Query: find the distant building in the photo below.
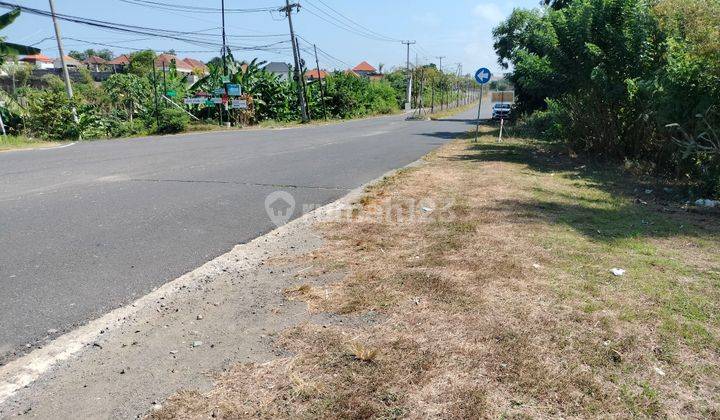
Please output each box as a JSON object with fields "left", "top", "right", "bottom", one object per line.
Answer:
{"left": 181, "top": 58, "right": 209, "bottom": 76}
{"left": 53, "top": 55, "right": 82, "bottom": 70}
{"left": 19, "top": 54, "right": 53, "bottom": 69}
{"left": 108, "top": 54, "right": 130, "bottom": 73}
{"left": 155, "top": 53, "right": 193, "bottom": 75}
{"left": 263, "top": 62, "right": 291, "bottom": 81}
{"left": 352, "top": 61, "right": 378, "bottom": 78}
{"left": 84, "top": 55, "right": 107, "bottom": 72}
{"left": 306, "top": 68, "right": 329, "bottom": 81}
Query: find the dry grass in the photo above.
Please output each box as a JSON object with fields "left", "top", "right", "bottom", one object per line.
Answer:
{"left": 154, "top": 133, "right": 720, "bottom": 419}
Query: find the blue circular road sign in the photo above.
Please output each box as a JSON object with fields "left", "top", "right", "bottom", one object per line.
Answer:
{"left": 475, "top": 67, "right": 492, "bottom": 84}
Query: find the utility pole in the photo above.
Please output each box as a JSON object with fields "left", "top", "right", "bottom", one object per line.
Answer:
{"left": 455, "top": 63, "right": 462, "bottom": 108}
{"left": 313, "top": 44, "right": 328, "bottom": 120}
{"left": 151, "top": 60, "right": 160, "bottom": 127}
{"left": 48, "top": 0, "right": 78, "bottom": 126}
{"left": 436, "top": 56, "right": 445, "bottom": 109}
{"left": 221, "top": 0, "right": 228, "bottom": 77}
{"left": 281, "top": 0, "right": 309, "bottom": 122}
{"left": 402, "top": 40, "right": 415, "bottom": 110}
{"left": 295, "top": 36, "right": 311, "bottom": 120}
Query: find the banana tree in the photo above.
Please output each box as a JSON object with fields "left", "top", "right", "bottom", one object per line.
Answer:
{"left": 0, "top": 9, "right": 40, "bottom": 64}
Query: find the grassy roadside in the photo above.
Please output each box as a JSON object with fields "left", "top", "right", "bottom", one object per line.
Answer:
{"left": 427, "top": 100, "right": 479, "bottom": 120}
{"left": 154, "top": 128, "right": 719, "bottom": 418}
{"left": 0, "top": 135, "right": 67, "bottom": 152}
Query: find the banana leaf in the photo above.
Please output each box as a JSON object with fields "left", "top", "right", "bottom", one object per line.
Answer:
{"left": 0, "top": 8, "right": 20, "bottom": 31}
{"left": 0, "top": 42, "right": 40, "bottom": 56}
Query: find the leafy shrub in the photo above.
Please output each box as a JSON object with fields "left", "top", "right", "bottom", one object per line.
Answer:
{"left": 156, "top": 107, "right": 189, "bottom": 134}
{"left": 517, "top": 108, "right": 556, "bottom": 139}
{"left": 494, "top": 0, "right": 720, "bottom": 192}
{"left": 108, "top": 118, "right": 146, "bottom": 138}
{"left": 25, "top": 89, "right": 79, "bottom": 140}
{"left": 366, "top": 81, "right": 398, "bottom": 115}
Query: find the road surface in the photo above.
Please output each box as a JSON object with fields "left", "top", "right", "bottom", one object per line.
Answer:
{"left": 0, "top": 106, "right": 486, "bottom": 363}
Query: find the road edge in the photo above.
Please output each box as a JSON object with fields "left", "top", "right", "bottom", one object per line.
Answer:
{"left": 0, "top": 148, "right": 432, "bottom": 406}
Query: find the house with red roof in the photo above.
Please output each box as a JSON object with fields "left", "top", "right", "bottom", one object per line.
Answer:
{"left": 20, "top": 54, "right": 53, "bottom": 70}
{"left": 352, "top": 61, "right": 378, "bottom": 78}
{"left": 53, "top": 55, "right": 82, "bottom": 70}
{"left": 306, "top": 68, "right": 329, "bottom": 82}
{"left": 108, "top": 54, "right": 130, "bottom": 72}
{"left": 181, "top": 58, "right": 209, "bottom": 75}
{"left": 155, "top": 53, "right": 193, "bottom": 74}
{"left": 84, "top": 55, "right": 107, "bottom": 72}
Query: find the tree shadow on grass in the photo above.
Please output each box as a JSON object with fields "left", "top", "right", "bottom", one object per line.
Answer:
{"left": 450, "top": 141, "right": 720, "bottom": 243}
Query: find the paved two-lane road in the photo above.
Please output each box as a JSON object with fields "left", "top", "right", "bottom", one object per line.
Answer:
{"left": 0, "top": 107, "right": 482, "bottom": 363}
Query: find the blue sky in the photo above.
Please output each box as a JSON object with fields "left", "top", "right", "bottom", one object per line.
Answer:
{"left": 3, "top": 0, "right": 540, "bottom": 74}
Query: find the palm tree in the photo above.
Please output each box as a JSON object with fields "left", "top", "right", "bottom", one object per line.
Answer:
{"left": 0, "top": 9, "right": 40, "bottom": 64}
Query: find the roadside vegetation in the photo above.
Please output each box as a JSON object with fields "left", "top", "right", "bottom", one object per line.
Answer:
{"left": 0, "top": 11, "right": 474, "bottom": 149}
{"left": 494, "top": 0, "right": 720, "bottom": 197}
{"left": 0, "top": 135, "right": 64, "bottom": 151}
{"left": 153, "top": 128, "right": 719, "bottom": 418}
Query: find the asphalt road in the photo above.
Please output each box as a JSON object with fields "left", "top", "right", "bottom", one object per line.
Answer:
{"left": 0, "top": 106, "right": 484, "bottom": 363}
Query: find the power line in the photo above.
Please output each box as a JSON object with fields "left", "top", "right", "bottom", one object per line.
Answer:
{"left": 308, "top": 0, "right": 401, "bottom": 42}
{"left": 118, "top": 0, "right": 280, "bottom": 14}
{"left": 301, "top": 1, "right": 398, "bottom": 43}
{"left": 295, "top": 34, "right": 350, "bottom": 68}
{"left": 0, "top": 2, "right": 289, "bottom": 52}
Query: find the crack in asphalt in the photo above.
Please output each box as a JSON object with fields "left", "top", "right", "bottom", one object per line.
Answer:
{"left": 129, "top": 178, "right": 352, "bottom": 191}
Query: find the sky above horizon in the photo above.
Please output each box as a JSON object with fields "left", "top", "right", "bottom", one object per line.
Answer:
{"left": 3, "top": 0, "right": 540, "bottom": 75}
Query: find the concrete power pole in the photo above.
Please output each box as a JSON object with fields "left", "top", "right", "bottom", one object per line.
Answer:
{"left": 281, "top": 0, "right": 309, "bottom": 123}
{"left": 402, "top": 40, "right": 415, "bottom": 110}
{"left": 313, "top": 44, "right": 328, "bottom": 120}
{"left": 436, "top": 56, "right": 445, "bottom": 109}
{"left": 455, "top": 63, "right": 462, "bottom": 107}
{"left": 48, "top": 0, "right": 78, "bottom": 125}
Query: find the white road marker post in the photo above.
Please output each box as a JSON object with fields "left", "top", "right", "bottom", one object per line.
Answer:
{"left": 498, "top": 117, "right": 504, "bottom": 143}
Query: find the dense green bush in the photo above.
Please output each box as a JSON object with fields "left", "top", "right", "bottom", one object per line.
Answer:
{"left": 10, "top": 51, "right": 467, "bottom": 143}
{"left": 25, "top": 89, "right": 79, "bottom": 140}
{"left": 494, "top": 0, "right": 720, "bottom": 194}
{"left": 156, "top": 107, "right": 189, "bottom": 134}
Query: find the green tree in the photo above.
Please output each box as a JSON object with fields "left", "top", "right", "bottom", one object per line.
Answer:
{"left": 104, "top": 73, "right": 149, "bottom": 123}
{"left": 493, "top": 0, "right": 720, "bottom": 194}
{"left": 127, "top": 50, "right": 155, "bottom": 77}
{"left": 69, "top": 48, "right": 113, "bottom": 61}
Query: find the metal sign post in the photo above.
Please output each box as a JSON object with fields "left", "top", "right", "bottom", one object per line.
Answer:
{"left": 473, "top": 67, "right": 491, "bottom": 142}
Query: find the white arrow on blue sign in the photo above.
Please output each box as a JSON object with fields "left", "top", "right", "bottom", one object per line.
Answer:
{"left": 475, "top": 67, "right": 492, "bottom": 84}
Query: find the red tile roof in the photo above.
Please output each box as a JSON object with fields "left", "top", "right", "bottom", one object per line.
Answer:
{"left": 108, "top": 54, "right": 130, "bottom": 65}
{"left": 60, "top": 55, "right": 83, "bottom": 66}
{"left": 352, "top": 61, "right": 376, "bottom": 72}
{"left": 306, "top": 68, "right": 329, "bottom": 79}
{"left": 155, "top": 53, "right": 193, "bottom": 71}
{"left": 182, "top": 58, "right": 209, "bottom": 73}
{"left": 20, "top": 54, "right": 53, "bottom": 63}
{"left": 84, "top": 55, "right": 107, "bottom": 64}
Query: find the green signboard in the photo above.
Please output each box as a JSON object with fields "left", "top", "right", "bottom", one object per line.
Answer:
{"left": 166, "top": 90, "right": 176, "bottom": 97}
